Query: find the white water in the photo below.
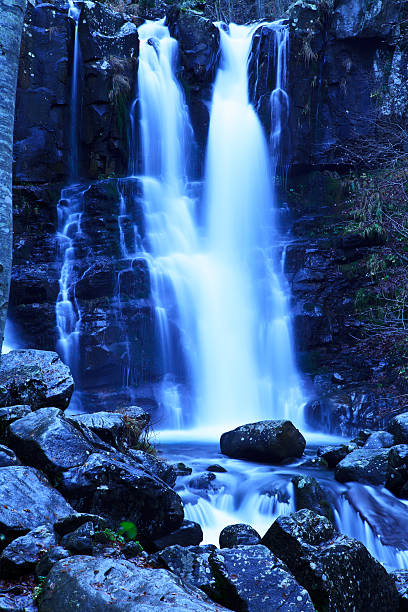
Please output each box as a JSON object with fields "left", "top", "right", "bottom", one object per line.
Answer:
{"left": 136, "top": 20, "right": 303, "bottom": 434}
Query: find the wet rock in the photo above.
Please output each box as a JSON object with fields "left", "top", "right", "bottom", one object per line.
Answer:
{"left": 219, "top": 524, "right": 261, "bottom": 548}
{"left": 128, "top": 449, "right": 177, "bottom": 487}
{"left": 210, "top": 545, "right": 315, "bottom": 611}
{"left": 386, "top": 445, "right": 408, "bottom": 498}
{"left": 69, "top": 410, "right": 148, "bottom": 452}
{"left": 0, "top": 590, "right": 37, "bottom": 611}
{"left": 53, "top": 513, "right": 106, "bottom": 537}
{"left": 390, "top": 570, "right": 408, "bottom": 611}
{"left": 189, "top": 472, "right": 220, "bottom": 491}
{"left": 174, "top": 462, "right": 193, "bottom": 476}
{"left": 0, "top": 467, "right": 73, "bottom": 548}
{"left": 334, "top": 0, "right": 402, "bottom": 39}
{"left": 0, "top": 405, "right": 31, "bottom": 438}
{"left": 335, "top": 448, "right": 391, "bottom": 485}
{"left": 317, "top": 444, "right": 351, "bottom": 468}
{"left": 262, "top": 509, "right": 399, "bottom": 612}
{"left": 0, "top": 350, "right": 74, "bottom": 410}
{"left": 8, "top": 407, "right": 97, "bottom": 477}
{"left": 0, "top": 445, "right": 20, "bottom": 467}
{"left": 39, "top": 556, "right": 224, "bottom": 611}
{"left": 206, "top": 464, "right": 226, "bottom": 473}
{"left": 154, "top": 520, "right": 203, "bottom": 550}
{"left": 61, "top": 522, "right": 95, "bottom": 555}
{"left": 36, "top": 546, "right": 70, "bottom": 577}
{"left": 220, "top": 420, "right": 306, "bottom": 463}
{"left": 60, "top": 451, "right": 184, "bottom": 542}
{"left": 387, "top": 413, "right": 408, "bottom": 445}
{"left": 291, "top": 475, "right": 334, "bottom": 521}
{"left": 157, "top": 545, "right": 217, "bottom": 595}
{"left": 364, "top": 431, "right": 394, "bottom": 449}
{"left": 0, "top": 526, "right": 56, "bottom": 577}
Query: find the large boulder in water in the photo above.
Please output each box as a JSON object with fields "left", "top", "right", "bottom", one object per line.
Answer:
{"left": 0, "top": 350, "right": 74, "bottom": 409}
{"left": 335, "top": 447, "right": 390, "bottom": 485}
{"left": 38, "top": 556, "right": 226, "bottom": 611}
{"left": 220, "top": 420, "right": 306, "bottom": 463}
{"left": 262, "top": 509, "right": 399, "bottom": 611}
{"left": 219, "top": 524, "right": 261, "bottom": 548}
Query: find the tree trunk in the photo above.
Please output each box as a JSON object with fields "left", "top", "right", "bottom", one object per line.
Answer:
{"left": 0, "top": 0, "right": 26, "bottom": 357}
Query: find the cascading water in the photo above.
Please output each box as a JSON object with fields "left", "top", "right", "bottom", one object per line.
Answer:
{"left": 135, "top": 18, "right": 408, "bottom": 570}
{"left": 136, "top": 20, "right": 303, "bottom": 434}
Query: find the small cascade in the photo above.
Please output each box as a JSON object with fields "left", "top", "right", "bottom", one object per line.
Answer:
{"left": 135, "top": 20, "right": 303, "bottom": 433}
{"left": 55, "top": 1, "right": 83, "bottom": 387}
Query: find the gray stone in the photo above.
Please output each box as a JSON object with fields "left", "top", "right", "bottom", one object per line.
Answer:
{"left": 0, "top": 350, "right": 74, "bottom": 409}
{"left": 219, "top": 524, "right": 261, "bottom": 548}
{"left": 220, "top": 420, "right": 306, "bottom": 463}
{"left": 0, "top": 525, "right": 56, "bottom": 577}
{"left": 154, "top": 520, "right": 203, "bottom": 550}
{"left": 335, "top": 448, "right": 391, "bottom": 485}
{"left": 69, "top": 411, "right": 148, "bottom": 452}
{"left": 364, "top": 431, "right": 394, "bottom": 449}
{"left": 39, "top": 556, "right": 225, "bottom": 611}
{"left": 157, "top": 545, "right": 217, "bottom": 595}
{"left": 0, "top": 444, "right": 19, "bottom": 467}
{"left": 388, "top": 413, "right": 408, "bottom": 445}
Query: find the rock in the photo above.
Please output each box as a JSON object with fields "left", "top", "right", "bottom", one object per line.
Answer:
{"left": 0, "top": 466, "right": 73, "bottom": 547}
{"left": 189, "top": 472, "right": 220, "bottom": 491}
{"left": 36, "top": 546, "right": 70, "bottom": 577}
{"left": 0, "top": 590, "right": 37, "bottom": 611}
{"left": 61, "top": 522, "right": 95, "bottom": 555}
{"left": 154, "top": 520, "right": 203, "bottom": 550}
{"left": 206, "top": 464, "right": 226, "bottom": 473}
{"left": 291, "top": 475, "right": 333, "bottom": 521}
{"left": 262, "top": 509, "right": 399, "bottom": 612}
{"left": 335, "top": 448, "right": 391, "bottom": 485}
{"left": 364, "top": 431, "right": 394, "bottom": 449}
{"left": 53, "top": 513, "right": 106, "bottom": 537}
{"left": 390, "top": 570, "right": 408, "bottom": 611}
{"left": 220, "top": 420, "right": 306, "bottom": 463}
{"left": 157, "top": 545, "right": 217, "bottom": 595}
{"left": 0, "top": 526, "right": 56, "bottom": 577}
{"left": 128, "top": 449, "right": 177, "bottom": 487}
{"left": 0, "top": 405, "right": 31, "bottom": 438}
{"left": 219, "top": 524, "right": 261, "bottom": 548}
{"left": 174, "top": 462, "right": 193, "bottom": 476}
{"left": 39, "top": 556, "right": 225, "bottom": 611}
{"left": 317, "top": 444, "right": 351, "bottom": 468}
{"left": 0, "top": 444, "right": 20, "bottom": 467}
{"left": 386, "top": 445, "right": 408, "bottom": 498}
{"left": 8, "top": 407, "right": 97, "bottom": 477}
{"left": 60, "top": 451, "right": 184, "bottom": 542}
{"left": 210, "top": 545, "right": 315, "bottom": 611}
{"left": 388, "top": 413, "right": 408, "bottom": 445}
{"left": 0, "top": 350, "right": 74, "bottom": 409}
{"left": 69, "top": 410, "right": 148, "bottom": 452}
{"left": 334, "top": 0, "right": 402, "bottom": 39}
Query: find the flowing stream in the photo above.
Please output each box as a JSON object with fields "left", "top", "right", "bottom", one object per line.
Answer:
{"left": 134, "top": 19, "right": 408, "bottom": 570}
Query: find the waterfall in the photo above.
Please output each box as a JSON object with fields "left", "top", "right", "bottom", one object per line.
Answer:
{"left": 136, "top": 20, "right": 303, "bottom": 435}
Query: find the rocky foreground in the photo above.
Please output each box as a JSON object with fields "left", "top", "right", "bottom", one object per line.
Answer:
{"left": 0, "top": 349, "right": 407, "bottom": 610}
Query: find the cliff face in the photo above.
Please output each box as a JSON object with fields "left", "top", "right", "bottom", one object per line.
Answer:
{"left": 10, "top": 0, "right": 408, "bottom": 427}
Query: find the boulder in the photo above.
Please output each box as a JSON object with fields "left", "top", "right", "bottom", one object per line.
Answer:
{"left": 60, "top": 451, "right": 184, "bottom": 542}
{"left": 8, "top": 407, "right": 98, "bottom": 477}
{"left": 219, "top": 524, "right": 261, "bottom": 548}
{"left": 220, "top": 420, "right": 306, "bottom": 463}
{"left": 210, "top": 545, "right": 315, "bottom": 612}
{"left": 206, "top": 464, "right": 226, "bottom": 473}
{"left": 390, "top": 570, "right": 408, "bottom": 611}
{"left": 36, "top": 546, "right": 70, "bottom": 578}
{"left": 0, "top": 405, "right": 31, "bottom": 438}
{"left": 69, "top": 410, "right": 149, "bottom": 452}
{"left": 61, "top": 522, "right": 96, "bottom": 555}
{"left": 317, "top": 444, "right": 351, "bottom": 468}
{"left": 39, "top": 556, "right": 225, "bottom": 611}
{"left": 386, "top": 445, "right": 408, "bottom": 498}
{"left": 262, "top": 509, "right": 399, "bottom": 612}
{"left": 0, "top": 466, "right": 73, "bottom": 547}
{"left": 157, "top": 545, "right": 217, "bottom": 595}
{"left": 189, "top": 472, "right": 221, "bottom": 492}
{"left": 335, "top": 448, "right": 390, "bottom": 485}
{"left": 0, "top": 525, "right": 56, "bottom": 577}
{"left": 0, "top": 444, "right": 20, "bottom": 467}
{"left": 0, "top": 350, "right": 74, "bottom": 409}
{"left": 387, "top": 413, "right": 408, "bottom": 445}
{"left": 154, "top": 520, "right": 203, "bottom": 550}
{"left": 128, "top": 449, "right": 176, "bottom": 487}
{"left": 291, "top": 475, "right": 334, "bottom": 521}
{"left": 364, "top": 431, "right": 394, "bottom": 449}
